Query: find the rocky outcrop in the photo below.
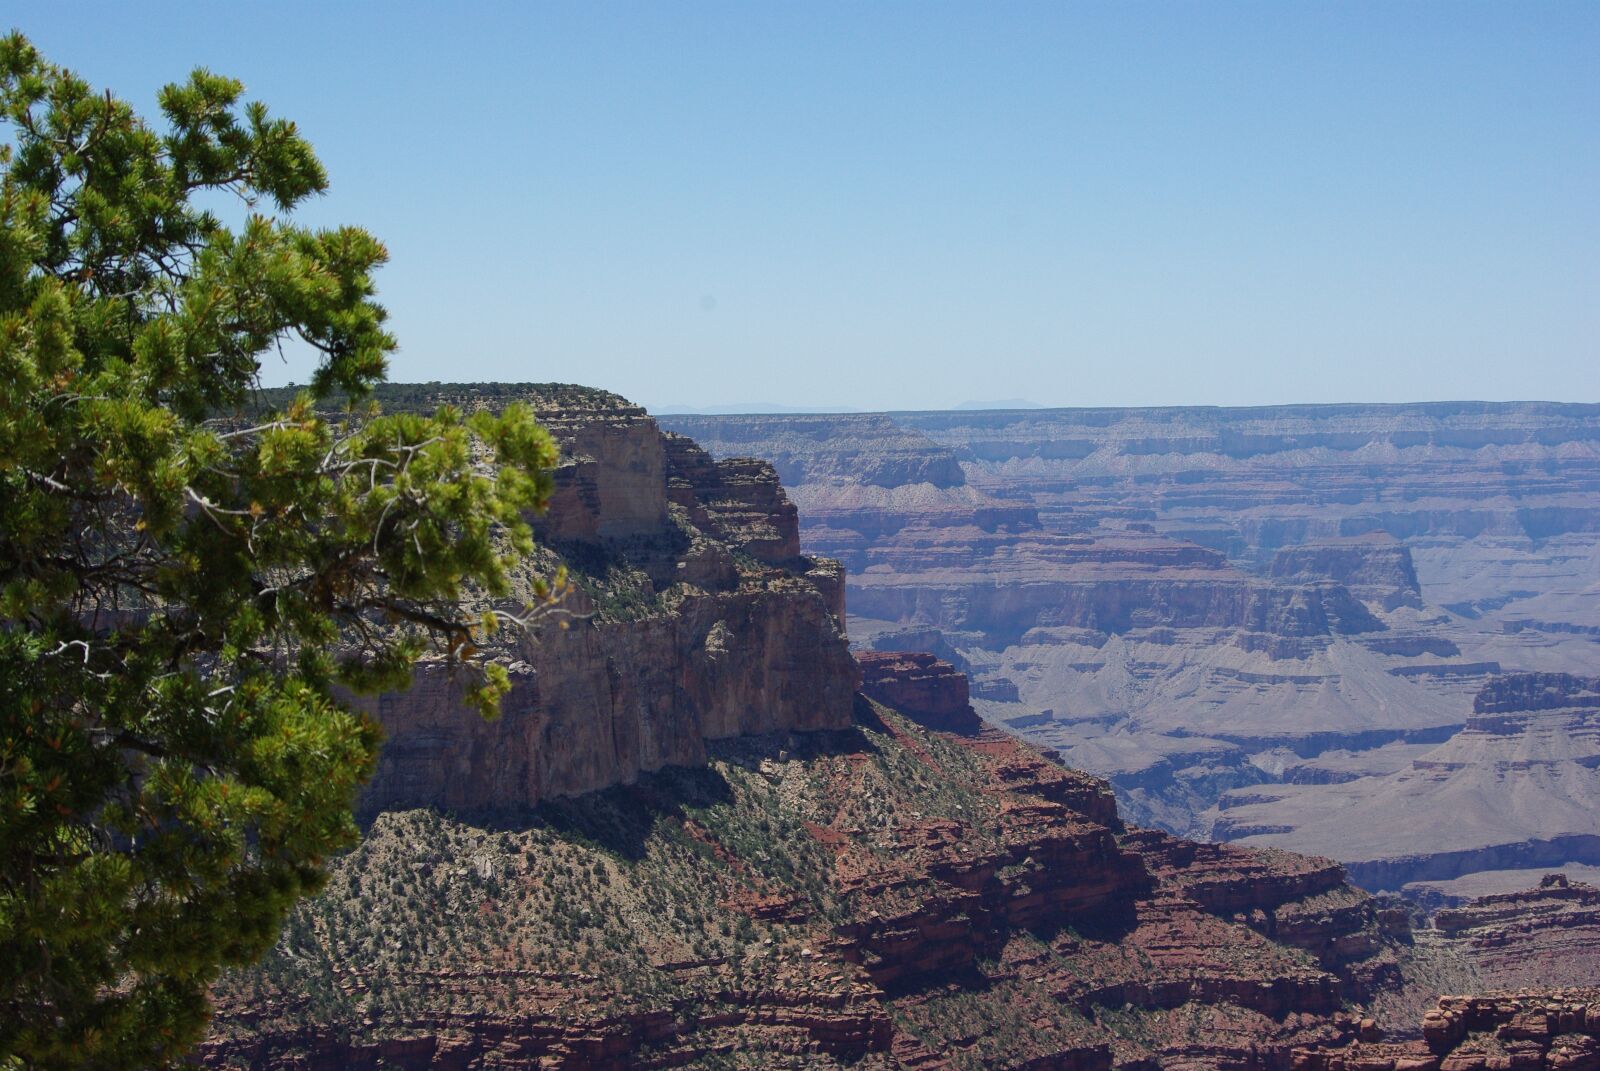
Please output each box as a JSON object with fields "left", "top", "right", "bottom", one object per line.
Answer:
{"left": 523, "top": 387, "right": 671, "bottom": 543}
{"left": 1269, "top": 534, "right": 1424, "bottom": 611}
{"left": 856, "top": 651, "right": 982, "bottom": 733}
{"left": 1295, "top": 990, "right": 1600, "bottom": 1071}
{"left": 1125, "top": 831, "right": 1409, "bottom": 998}
{"left": 663, "top": 412, "right": 1037, "bottom": 580}
{"left": 1421, "top": 875, "right": 1600, "bottom": 990}
{"left": 1473, "top": 674, "right": 1600, "bottom": 717}
{"left": 660, "top": 431, "right": 802, "bottom": 564}
{"left": 357, "top": 386, "right": 856, "bottom": 812}
{"left": 1436, "top": 872, "right": 1600, "bottom": 930}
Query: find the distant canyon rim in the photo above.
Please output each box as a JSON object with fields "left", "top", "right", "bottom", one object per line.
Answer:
{"left": 661, "top": 400, "right": 1600, "bottom": 894}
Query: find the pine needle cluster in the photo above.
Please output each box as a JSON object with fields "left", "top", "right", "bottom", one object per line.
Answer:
{"left": 0, "top": 33, "right": 558, "bottom": 1068}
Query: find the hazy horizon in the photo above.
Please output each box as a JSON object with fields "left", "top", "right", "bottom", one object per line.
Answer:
{"left": 345, "top": 381, "right": 1600, "bottom": 418}
{"left": 21, "top": 3, "right": 1599, "bottom": 411}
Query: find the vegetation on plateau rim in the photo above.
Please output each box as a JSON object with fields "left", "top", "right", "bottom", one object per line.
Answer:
{"left": 0, "top": 31, "right": 560, "bottom": 1069}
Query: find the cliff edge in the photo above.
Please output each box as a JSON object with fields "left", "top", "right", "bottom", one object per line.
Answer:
{"left": 356, "top": 384, "right": 857, "bottom": 812}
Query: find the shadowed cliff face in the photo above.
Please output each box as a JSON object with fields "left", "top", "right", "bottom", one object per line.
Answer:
{"left": 857, "top": 651, "right": 983, "bottom": 734}
{"left": 356, "top": 387, "right": 857, "bottom": 812}
{"left": 662, "top": 403, "right": 1600, "bottom": 884}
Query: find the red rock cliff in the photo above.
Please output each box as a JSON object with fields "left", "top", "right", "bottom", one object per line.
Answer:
{"left": 357, "top": 386, "right": 858, "bottom": 812}
{"left": 857, "top": 651, "right": 983, "bottom": 734}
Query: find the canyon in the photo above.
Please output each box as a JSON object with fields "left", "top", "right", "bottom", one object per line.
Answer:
{"left": 202, "top": 388, "right": 1598, "bottom": 1069}
{"left": 353, "top": 385, "right": 857, "bottom": 814}
{"left": 207, "top": 675, "right": 1413, "bottom": 1070}
{"left": 662, "top": 403, "right": 1600, "bottom": 890}
{"left": 1211, "top": 673, "right": 1600, "bottom": 891}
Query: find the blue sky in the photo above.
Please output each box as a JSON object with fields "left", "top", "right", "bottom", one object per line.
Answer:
{"left": 19, "top": 3, "right": 1599, "bottom": 411}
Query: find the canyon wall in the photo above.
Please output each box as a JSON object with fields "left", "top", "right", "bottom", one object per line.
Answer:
{"left": 1297, "top": 989, "right": 1600, "bottom": 1071}
{"left": 1298, "top": 874, "right": 1600, "bottom": 1071}
{"left": 1210, "top": 673, "right": 1600, "bottom": 891}
{"left": 663, "top": 403, "right": 1600, "bottom": 887}
{"left": 1429, "top": 873, "right": 1600, "bottom": 988}
{"left": 358, "top": 386, "right": 857, "bottom": 812}
{"left": 206, "top": 391, "right": 1449, "bottom": 1068}
{"left": 202, "top": 387, "right": 1600, "bottom": 1067}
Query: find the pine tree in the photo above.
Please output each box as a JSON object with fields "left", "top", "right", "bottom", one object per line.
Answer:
{"left": 0, "top": 33, "right": 558, "bottom": 1067}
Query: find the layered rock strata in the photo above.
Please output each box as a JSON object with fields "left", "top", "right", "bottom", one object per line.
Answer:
{"left": 1209, "top": 674, "right": 1600, "bottom": 891}
{"left": 1268, "top": 534, "right": 1423, "bottom": 612}
{"left": 357, "top": 386, "right": 856, "bottom": 812}
{"left": 194, "top": 390, "right": 1600, "bottom": 1068}
{"left": 1295, "top": 990, "right": 1600, "bottom": 1071}
{"left": 663, "top": 403, "right": 1600, "bottom": 875}
{"left": 885, "top": 403, "right": 1600, "bottom": 565}
{"left": 208, "top": 682, "right": 1408, "bottom": 1070}
{"left": 1426, "top": 874, "right": 1600, "bottom": 989}
{"left": 856, "top": 651, "right": 983, "bottom": 733}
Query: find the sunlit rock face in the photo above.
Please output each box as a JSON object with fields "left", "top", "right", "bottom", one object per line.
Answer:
{"left": 356, "top": 385, "right": 857, "bottom": 812}
{"left": 194, "top": 391, "right": 1597, "bottom": 1070}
